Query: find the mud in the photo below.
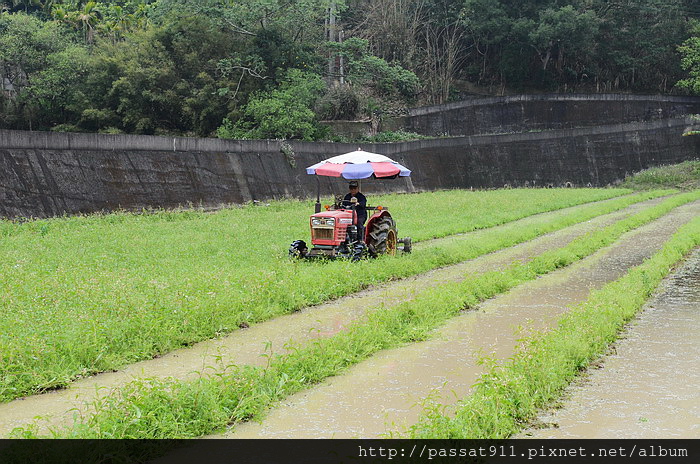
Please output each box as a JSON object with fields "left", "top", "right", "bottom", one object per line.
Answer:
{"left": 0, "top": 196, "right": 678, "bottom": 437}
{"left": 220, "top": 200, "right": 700, "bottom": 438}
{"left": 520, "top": 248, "right": 700, "bottom": 439}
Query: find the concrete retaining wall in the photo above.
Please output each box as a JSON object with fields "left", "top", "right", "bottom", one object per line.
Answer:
{"left": 1, "top": 117, "right": 697, "bottom": 219}
{"left": 397, "top": 94, "right": 700, "bottom": 136}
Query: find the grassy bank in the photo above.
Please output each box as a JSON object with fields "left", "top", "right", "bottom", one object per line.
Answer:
{"left": 407, "top": 213, "right": 700, "bottom": 438}
{"left": 19, "top": 190, "right": 698, "bottom": 439}
{"left": 0, "top": 188, "right": 642, "bottom": 402}
{"left": 621, "top": 160, "right": 700, "bottom": 191}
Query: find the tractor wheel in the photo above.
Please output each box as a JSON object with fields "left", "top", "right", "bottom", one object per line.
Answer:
{"left": 351, "top": 242, "right": 366, "bottom": 262}
{"left": 401, "top": 237, "right": 412, "bottom": 253}
{"left": 367, "top": 216, "right": 398, "bottom": 257}
{"left": 289, "top": 240, "right": 308, "bottom": 259}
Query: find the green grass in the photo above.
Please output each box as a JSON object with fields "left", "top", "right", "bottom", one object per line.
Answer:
{"left": 407, "top": 209, "right": 700, "bottom": 438}
{"left": 621, "top": 160, "right": 700, "bottom": 191}
{"left": 1, "top": 188, "right": 642, "bottom": 402}
{"left": 18, "top": 189, "right": 698, "bottom": 439}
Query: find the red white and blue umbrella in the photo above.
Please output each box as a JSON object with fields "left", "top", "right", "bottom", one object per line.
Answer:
{"left": 306, "top": 149, "right": 411, "bottom": 179}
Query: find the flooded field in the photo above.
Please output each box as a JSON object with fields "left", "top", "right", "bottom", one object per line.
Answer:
{"left": 0, "top": 197, "right": 659, "bottom": 436}
{"left": 220, "top": 201, "right": 698, "bottom": 438}
{"left": 520, "top": 248, "right": 700, "bottom": 439}
{"left": 1, "top": 196, "right": 697, "bottom": 439}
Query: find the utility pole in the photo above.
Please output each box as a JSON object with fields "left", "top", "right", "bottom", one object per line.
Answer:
{"left": 327, "top": 1, "right": 337, "bottom": 82}
{"left": 339, "top": 29, "right": 345, "bottom": 85}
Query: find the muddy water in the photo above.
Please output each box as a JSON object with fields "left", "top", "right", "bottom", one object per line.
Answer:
{"left": 520, "top": 248, "right": 700, "bottom": 439}
{"left": 221, "top": 201, "right": 700, "bottom": 438}
{"left": 0, "top": 196, "right": 672, "bottom": 436}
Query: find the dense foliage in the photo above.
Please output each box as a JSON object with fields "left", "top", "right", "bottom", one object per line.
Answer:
{"left": 0, "top": 0, "right": 698, "bottom": 137}
{"left": 678, "top": 20, "right": 700, "bottom": 94}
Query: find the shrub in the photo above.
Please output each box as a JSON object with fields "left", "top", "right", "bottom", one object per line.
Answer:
{"left": 218, "top": 69, "right": 327, "bottom": 140}
{"left": 315, "top": 85, "right": 361, "bottom": 120}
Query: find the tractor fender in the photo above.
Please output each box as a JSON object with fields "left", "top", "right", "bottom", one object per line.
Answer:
{"left": 364, "top": 210, "right": 392, "bottom": 242}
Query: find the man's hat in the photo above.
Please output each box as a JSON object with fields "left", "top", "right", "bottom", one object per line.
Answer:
{"left": 349, "top": 181, "right": 359, "bottom": 188}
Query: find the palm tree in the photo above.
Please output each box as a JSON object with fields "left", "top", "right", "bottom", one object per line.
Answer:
{"left": 50, "top": 4, "right": 79, "bottom": 30}
{"left": 76, "top": 1, "right": 101, "bottom": 43}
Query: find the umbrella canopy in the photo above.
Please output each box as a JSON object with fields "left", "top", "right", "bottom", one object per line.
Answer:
{"left": 306, "top": 149, "right": 411, "bottom": 179}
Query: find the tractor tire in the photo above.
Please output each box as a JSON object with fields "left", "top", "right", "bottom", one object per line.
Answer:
{"left": 289, "top": 240, "right": 308, "bottom": 259}
{"left": 367, "top": 216, "right": 398, "bottom": 257}
{"left": 351, "top": 242, "right": 366, "bottom": 262}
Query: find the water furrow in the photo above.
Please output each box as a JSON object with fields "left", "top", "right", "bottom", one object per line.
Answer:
{"left": 216, "top": 200, "right": 699, "bottom": 438}
{"left": 520, "top": 247, "right": 700, "bottom": 439}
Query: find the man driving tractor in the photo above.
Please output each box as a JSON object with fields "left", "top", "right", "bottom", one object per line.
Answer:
{"left": 289, "top": 148, "right": 412, "bottom": 260}
{"left": 343, "top": 180, "right": 367, "bottom": 237}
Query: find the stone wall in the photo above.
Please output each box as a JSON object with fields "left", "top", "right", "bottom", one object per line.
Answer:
{"left": 1, "top": 117, "right": 697, "bottom": 219}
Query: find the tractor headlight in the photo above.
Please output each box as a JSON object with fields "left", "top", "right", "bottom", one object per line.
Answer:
{"left": 312, "top": 218, "right": 335, "bottom": 226}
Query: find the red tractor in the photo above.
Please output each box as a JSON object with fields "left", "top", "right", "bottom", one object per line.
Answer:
{"left": 290, "top": 149, "right": 413, "bottom": 260}
{"left": 289, "top": 196, "right": 411, "bottom": 261}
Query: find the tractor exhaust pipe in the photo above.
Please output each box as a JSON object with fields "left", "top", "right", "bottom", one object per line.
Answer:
{"left": 315, "top": 176, "right": 321, "bottom": 213}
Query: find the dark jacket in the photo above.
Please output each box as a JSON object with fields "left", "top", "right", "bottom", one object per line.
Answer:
{"left": 343, "top": 191, "right": 367, "bottom": 225}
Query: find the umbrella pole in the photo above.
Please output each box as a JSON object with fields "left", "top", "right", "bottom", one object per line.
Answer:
{"left": 315, "top": 176, "right": 321, "bottom": 213}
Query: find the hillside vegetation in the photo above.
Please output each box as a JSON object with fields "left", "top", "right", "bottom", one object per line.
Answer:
{"left": 1, "top": 1, "right": 699, "bottom": 139}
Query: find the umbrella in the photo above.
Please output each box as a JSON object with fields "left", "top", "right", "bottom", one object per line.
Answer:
{"left": 306, "top": 149, "right": 411, "bottom": 179}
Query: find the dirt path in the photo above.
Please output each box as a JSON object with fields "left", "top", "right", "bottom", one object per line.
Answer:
{"left": 0, "top": 196, "right": 673, "bottom": 437}
{"left": 217, "top": 200, "right": 699, "bottom": 438}
{"left": 519, "top": 248, "right": 700, "bottom": 439}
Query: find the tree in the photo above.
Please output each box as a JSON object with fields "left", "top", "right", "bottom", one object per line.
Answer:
{"left": 346, "top": 0, "right": 426, "bottom": 69}
{"left": 461, "top": 0, "right": 510, "bottom": 85}
{"left": 2, "top": 0, "right": 696, "bottom": 134}
{"left": 0, "top": 11, "right": 62, "bottom": 86}
{"left": 0, "top": 11, "right": 87, "bottom": 130}
{"left": 330, "top": 37, "right": 420, "bottom": 100}
{"left": 678, "top": 20, "right": 700, "bottom": 94}
{"left": 80, "top": 13, "right": 244, "bottom": 135}
{"left": 7, "top": 0, "right": 42, "bottom": 14}
{"left": 150, "top": 0, "right": 343, "bottom": 44}
{"left": 593, "top": 0, "right": 690, "bottom": 91}
{"left": 76, "top": 1, "right": 100, "bottom": 43}
{"left": 420, "top": 0, "right": 466, "bottom": 103}
{"left": 75, "top": 28, "right": 171, "bottom": 133}
{"left": 455, "top": 0, "right": 691, "bottom": 92}
{"left": 250, "top": 27, "right": 322, "bottom": 81}
{"left": 217, "top": 68, "right": 327, "bottom": 140}
{"left": 345, "top": 0, "right": 462, "bottom": 103}
{"left": 528, "top": 6, "right": 599, "bottom": 75}
{"left": 25, "top": 44, "right": 90, "bottom": 128}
